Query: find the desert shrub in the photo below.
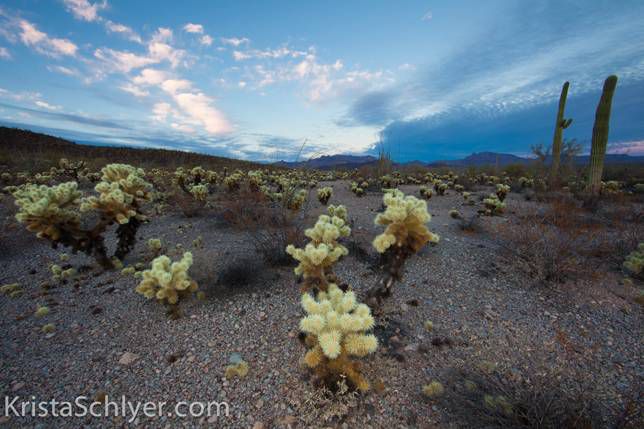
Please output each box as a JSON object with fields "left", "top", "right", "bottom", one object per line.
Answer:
{"left": 437, "top": 367, "right": 603, "bottom": 429}
{"left": 482, "top": 194, "right": 506, "bottom": 216}
{"left": 623, "top": 243, "right": 643, "bottom": 279}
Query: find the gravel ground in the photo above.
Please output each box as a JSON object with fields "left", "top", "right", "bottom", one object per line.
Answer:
{"left": 0, "top": 180, "right": 642, "bottom": 428}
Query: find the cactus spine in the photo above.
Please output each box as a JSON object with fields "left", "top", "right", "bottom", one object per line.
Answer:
{"left": 550, "top": 81, "right": 572, "bottom": 187}
{"left": 587, "top": 75, "right": 618, "bottom": 196}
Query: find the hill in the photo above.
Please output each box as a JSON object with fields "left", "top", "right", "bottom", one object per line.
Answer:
{"left": 0, "top": 127, "right": 265, "bottom": 172}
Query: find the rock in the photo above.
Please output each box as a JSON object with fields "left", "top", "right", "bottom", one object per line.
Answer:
{"left": 252, "top": 422, "right": 265, "bottom": 429}
{"left": 11, "top": 382, "right": 25, "bottom": 392}
{"left": 118, "top": 352, "right": 139, "bottom": 366}
{"left": 228, "top": 352, "right": 243, "bottom": 364}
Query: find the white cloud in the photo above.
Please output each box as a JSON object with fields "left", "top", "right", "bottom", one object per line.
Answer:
{"left": 152, "top": 102, "right": 172, "bottom": 121}
{"left": 221, "top": 37, "right": 250, "bottom": 47}
{"left": 47, "top": 65, "right": 80, "bottom": 76}
{"left": 422, "top": 11, "right": 433, "bottom": 21}
{"left": 171, "top": 91, "right": 232, "bottom": 134}
{"left": 238, "top": 81, "right": 247, "bottom": 88}
{"left": 17, "top": 19, "right": 77, "bottom": 57}
{"left": 63, "top": 0, "right": 107, "bottom": 22}
{"left": 232, "top": 45, "right": 307, "bottom": 61}
{"left": 104, "top": 20, "right": 142, "bottom": 43}
{"left": 132, "top": 68, "right": 168, "bottom": 86}
{"left": 160, "top": 79, "right": 192, "bottom": 94}
{"left": 93, "top": 48, "right": 156, "bottom": 72}
{"left": 0, "top": 46, "right": 9, "bottom": 59}
{"left": 35, "top": 100, "right": 61, "bottom": 110}
{"left": 119, "top": 83, "right": 149, "bottom": 97}
{"left": 183, "top": 23, "right": 204, "bottom": 34}
{"left": 200, "top": 35, "right": 213, "bottom": 46}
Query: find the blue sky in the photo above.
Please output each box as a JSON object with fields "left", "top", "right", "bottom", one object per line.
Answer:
{"left": 0, "top": 0, "right": 643, "bottom": 162}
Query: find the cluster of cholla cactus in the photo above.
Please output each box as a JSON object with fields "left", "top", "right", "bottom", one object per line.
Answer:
{"left": 419, "top": 186, "right": 433, "bottom": 199}
{"left": 10, "top": 164, "right": 151, "bottom": 268}
{"left": 482, "top": 194, "right": 505, "bottom": 216}
{"left": 623, "top": 243, "right": 643, "bottom": 280}
{"left": 367, "top": 190, "right": 439, "bottom": 306}
{"left": 135, "top": 251, "right": 198, "bottom": 318}
{"left": 224, "top": 171, "right": 244, "bottom": 192}
{"left": 317, "top": 186, "right": 333, "bottom": 205}
{"left": 434, "top": 181, "right": 448, "bottom": 196}
{"left": 518, "top": 177, "right": 533, "bottom": 189}
{"left": 495, "top": 184, "right": 510, "bottom": 202}
{"left": 173, "top": 166, "right": 217, "bottom": 205}
{"left": 288, "top": 205, "right": 378, "bottom": 391}
{"left": 350, "top": 181, "right": 365, "bottom": 197}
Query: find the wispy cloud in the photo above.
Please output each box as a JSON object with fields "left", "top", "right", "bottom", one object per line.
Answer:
{"left": 0, "top": 46, "right": 9, "bottom": 59}
{"left": 183, "top": 23, "right": 203, "bottom": 34}
{"left": 62, "top": 0, "right": 107, "bottom": 22}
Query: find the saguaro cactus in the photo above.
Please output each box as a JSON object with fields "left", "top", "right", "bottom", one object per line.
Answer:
{"left": 550, "top": 81, "right": 572, "bottom": 187}
{"left": 587, "top": 75, "right": 618, "bottom": 196}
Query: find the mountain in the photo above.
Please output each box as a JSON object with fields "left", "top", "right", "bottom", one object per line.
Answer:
{"left": 274, "top": 154, "right": 377, "bottom": 170}
{"left": 427, "top": 151, "right": 644, "bottom": 167}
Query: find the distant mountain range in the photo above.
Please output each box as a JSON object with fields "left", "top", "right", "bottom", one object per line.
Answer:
{"left": 275, "top": 151, "right": 644, "bottom": 169}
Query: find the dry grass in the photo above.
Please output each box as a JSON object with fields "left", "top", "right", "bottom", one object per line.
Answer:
{"left": 492, "top": 195, "right": 642, "bottom": 286}
{"left": 437, "top": 366, "right": 605, "bottom": 429}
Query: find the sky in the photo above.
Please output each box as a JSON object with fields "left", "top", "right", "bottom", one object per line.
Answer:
{"left": 0, "top": 0, "right": 643, "bottom": 162}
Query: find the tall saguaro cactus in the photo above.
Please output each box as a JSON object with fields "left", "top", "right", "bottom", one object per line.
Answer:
{"left": 550, "top": 81, "right": 572, "bottom": 187}
{"left": 587, "top": 75, "right": 618, "bottom": 196}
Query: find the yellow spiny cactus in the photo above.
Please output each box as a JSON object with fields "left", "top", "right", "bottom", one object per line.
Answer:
{"left": 372, "top": 190, "right": 439, "bottom": 254}
{"left": 327, "top": 204, "right": 348, "bottom": 222}
{"left": 12, "top": 182, "right": 82, "bottom": 241}
{"left": 135, "top": 252, "right": 198, "bottom": 306}
{"left": 299, "top": 283, "right": 378, "bottom": 391}
{"left": 304, "top": 214, "right": 350, "bottom": 249}
{"left": 81, "top": 164, "right": 151, "bottom": 224}
{"left": 189, "top": 184, "right": 208, "bottom": 201}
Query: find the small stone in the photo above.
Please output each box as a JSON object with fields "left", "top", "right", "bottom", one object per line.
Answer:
{"left": 252, "top": 422, "right": 265, "bottom": 429}
{"left": 11, "top": 382, "right": 25, "bottom": 392}
{"left": 118, "top": 352, "right": 139, "bottom": 366}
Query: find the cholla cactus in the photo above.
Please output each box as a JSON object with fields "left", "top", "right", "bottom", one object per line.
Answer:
{"left": 623, "top": 243, "right": 643, "bottom": 279}
{"left": 189, "top": 184, "right": 208, "bottom": 201}
{"left": 13, "top": 182, "right": 82, "bottom": 241}
{"left": 419, "top": 186, "right": 433, "bottom": 199}
{"left": 372, "top": 190, "right": 439, "bottom": 254}
{"left": 435, "top": 182, "right": 448, "bottom": 196}
{"left": 449, "top": 209, "right": 461, "bottom": 219}
{"left": 148, "top": 238, "right": 163, "bottom": 255}
{"left": 483, "top": 194, "right": 505, "bottom": 216}
{"left": 300, "top": 283, "right": 378, "bottom": 391}
{"left": 317, "top": 187, "right": 333, "bottom": 205}
{"left": 286, "top": 213, "right": 350, "bottom": 292}
{"left": 286, "top": 189, "right": 307, "bottom": 211}
{"left": 135, "top": 252, "right": 198, "bottom": 317}
{"left": 224, "top": 171, "right": 243, "bottom": 192}
{"left": 495, "top": 184, "right": 510, "bottom": 201}
{"left": 368, "top": 190, "right": 439, "bottom": 306}
{"left": 518, "top": 177, "right": 533, "bottom": 188}
{"left": 81, "top": 164, "right": 151, "bottom": 224}
{"left": 327, "top": 204, "right": 348, "bottom": 222}
{"left": 350, "top": 182, "right": 364, "bottom": 197}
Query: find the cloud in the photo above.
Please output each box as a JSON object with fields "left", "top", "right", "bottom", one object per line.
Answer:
{"left": 232, "top": 45, "right": 306, "bottom": 61}
{"left": 47, "top": 65, "right": 80, "bottom": 76}
{"left": 183, "top": 23, "right": 204, "bottom": 34}
{"left": 104, "top": 20, "right": 142, "bottom": 43}
{"left": 132, "top": 68, "right": 168, "bottom": 86}
{"left": 200, "top": 35, "right": 213, "bottom": 46}
{"left": 421, "top": 11, "right": 432, "bottom": 21}
{"left": 63, "top": 0, "right": 107, "bottom": 22}
{"left": 35, "top": 100, "right": 61, "bottom": 110}
{"left": 221, "top": 37, "right": 250, "bottom": 47}
{"left": 607, "top": 140, "right": 644, "bottom": 155}
{"left": 16, "top": 19, "right": 77, "bottom": 57}
{"left": 119, "top": 83, "right": 149, "bottom": 97}
{"left": 0, "top": 46, "right": 9, "bottom": 59}
{"left": 0, "top": 101, "right": 132, "bottom": 130}
{"left": 93, "top": 48, "right": 156, "bottom": 73}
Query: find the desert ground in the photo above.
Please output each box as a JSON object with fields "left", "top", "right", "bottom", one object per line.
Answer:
{"left": 0, "top": 177, "right": 642, "bottom": 428}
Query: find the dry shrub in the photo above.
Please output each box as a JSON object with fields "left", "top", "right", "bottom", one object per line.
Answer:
{"left": 437, "top": 367, "right": 604, "bottom": 429}
{"left": 494, "top": 196, "right": 643, "bottom": 286}
{"left": 220, "top": 190, "right": 304, "bottom": 266}
{"left": 168, "top": 191, "right": 206, "bottom": 217}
